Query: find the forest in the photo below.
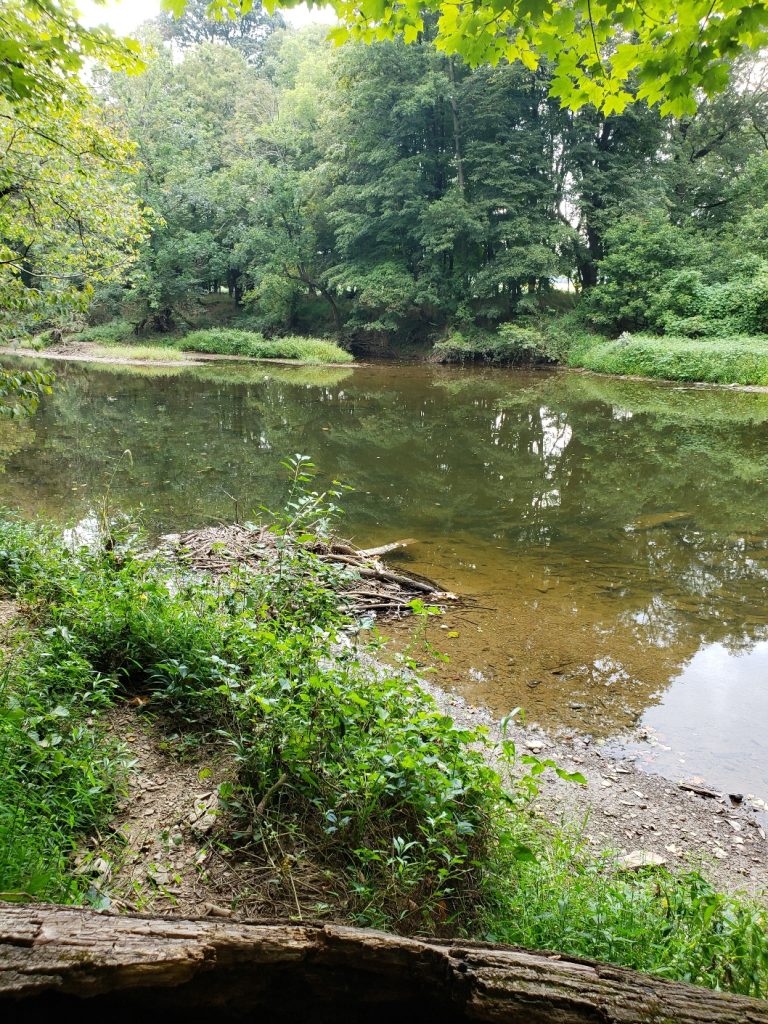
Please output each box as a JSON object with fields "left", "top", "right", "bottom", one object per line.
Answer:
{"left": 3, "top": 0, "right": 768, "bottom": 383}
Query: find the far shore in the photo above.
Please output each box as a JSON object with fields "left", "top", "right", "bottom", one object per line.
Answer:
{"left": 0, "top": 342, "right": 356, "bottom": 370}
{"left": 3, "top": 342, "right": 768, "bottom": 393}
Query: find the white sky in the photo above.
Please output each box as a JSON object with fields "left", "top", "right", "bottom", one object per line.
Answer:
{"left": 77, "top": 1, "right": 337, "bottom": 33}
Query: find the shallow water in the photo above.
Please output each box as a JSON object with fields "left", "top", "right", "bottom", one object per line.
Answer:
{"left": 2, "top": 357, "right": 767, "bottom": 798}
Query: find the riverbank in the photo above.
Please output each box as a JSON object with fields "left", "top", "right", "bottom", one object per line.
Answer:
{"left": 10, "top": 330, "right": 768, "bottom": 391}
{"left": 422, "top": 680, "right": 768, "bottom": 897}
{"left": 0, "top": 341, "right": 355, "bottom": 369}
{"left": 568, "top": 333, "right": 768, "bottom": 387}
{"left": 0, "top": 509, "right": 766, "bottom": 997}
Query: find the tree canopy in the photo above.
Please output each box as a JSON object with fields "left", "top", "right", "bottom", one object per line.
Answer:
{"left": 0, "top": 0, "right": 140, "bottom": 110}
{"left": 161, "top": 0, "right": 768, "bottom": 115}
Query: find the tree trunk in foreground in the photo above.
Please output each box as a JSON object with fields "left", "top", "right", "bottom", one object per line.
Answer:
{"left": 1, "top": 904, "right": 765, "bottom": 1024}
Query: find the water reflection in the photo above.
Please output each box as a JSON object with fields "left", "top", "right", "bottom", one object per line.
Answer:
{"left": 1, "top": 357, "right": 767, "bottom": 794}
{"left": 620, "top": 641, "right": 768, "bottom": 801}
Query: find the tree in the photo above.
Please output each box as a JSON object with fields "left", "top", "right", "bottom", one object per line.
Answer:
{"left": 161, "top": 0, "right": 768, "bottom": 116}
{"left": 156, "top": 0, "right": 283, "bottom": 65}
{"left": 0, "top": 94, "right": 149, "bottom": 331}
{"left": 0, "top": 0, "right": 140, "bottom": 111}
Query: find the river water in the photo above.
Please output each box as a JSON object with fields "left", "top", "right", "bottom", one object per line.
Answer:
{"left": 2, "top": 357, "right": 767, "bottom": 799}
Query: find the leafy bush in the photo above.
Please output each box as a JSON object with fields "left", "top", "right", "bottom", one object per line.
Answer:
{"left": 432, "top": 325, "right": 554, "bottom": 365}
{"left": 71, "top": 319, "right": 136, "bottom": 345}
{"left": 571, "top": 334, "right": 768, "bottom": 386}
{"left": 179, "top": 329, "right": 351, "bottom": 363}
{"left": 661, "top": 264, "right": 768, "bottom": 338}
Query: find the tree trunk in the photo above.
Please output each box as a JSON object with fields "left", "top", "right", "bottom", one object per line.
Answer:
{"left": 1, "top": 905, "right": 765, "bottom": 1024}
{"left": 447, "top": 57, "right": 466, "bottom": 193}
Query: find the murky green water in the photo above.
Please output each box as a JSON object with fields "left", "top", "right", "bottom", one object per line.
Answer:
{"left": 3, "top": 357, "right": 768, "bottom": 798}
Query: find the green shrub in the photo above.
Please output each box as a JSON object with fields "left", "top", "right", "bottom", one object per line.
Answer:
{"left": 71, "top": 319, "right": 136, "bottom": 345}
{"left": 432, "top": 325, "right": 553, "bottom": 365}
{"left": 179, "top": 329, "right": 351, "bottom": 363}
{"left": 571, "top": 334, "right": 768, "bottom": 386}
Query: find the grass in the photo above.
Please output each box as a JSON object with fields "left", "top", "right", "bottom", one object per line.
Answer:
{"left": 89, "top": 344, "right": 184, "bottom": 362}
{"left": 179, "top": 328, "right": 351, "bottom": 363}
{"left": 485, "top": 834, "right": 768, "bottom": 996}
{"left": 70, "top": 323, "right": 352, "bottom": 365}
{"left": 0, "top": 464, "right": 766, "bottom": 995}
{"left": 570, "top": 333, "right": 768, "bottom": 386}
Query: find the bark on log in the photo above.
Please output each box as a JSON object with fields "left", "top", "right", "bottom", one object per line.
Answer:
{"left": 1, "top": 905, "right": 766, "bottom": 1023}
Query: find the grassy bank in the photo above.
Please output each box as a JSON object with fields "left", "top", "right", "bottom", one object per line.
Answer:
{"left": 64, "top": 324, "right": 352, "bottom": 365}
{"left": 0, "top": 474, "right": 767, "bottom": 996}
{"left": 430, "top": 320, "right": 768, "bottom": 387}
{"left": 570, "top": 334, "right": 768, "bottom": 386}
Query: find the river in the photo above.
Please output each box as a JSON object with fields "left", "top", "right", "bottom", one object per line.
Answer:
{"left": 2, "top": 356, "right": 767, "bottom": 801}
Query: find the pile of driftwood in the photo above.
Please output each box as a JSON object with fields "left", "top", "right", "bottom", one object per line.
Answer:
{"left": 158, "top": 524, "right": 457, "bottom": 618}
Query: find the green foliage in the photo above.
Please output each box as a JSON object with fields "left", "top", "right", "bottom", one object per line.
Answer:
{"left": 0, "top": 505, "right": 501, "bottom": 930}
{"left": 72, "top": 320, "right": 137, "bottom": 345}
{"left": 486, "top": 834, "right": 768, "bottom": 998}
{"left": 180, "top": 329, "right": 351, "bottom": 362}
{"left": 583, "top": 214, "right": 702, "bottom": 333}
{"left": 89, "top": 345, "right": 183, "bottom": 363}
{"left": 0, "top": 0, "right": 141, "bottom": 110}
{"left": 0, "top": 89, "right": 150, "bottom": 335}
{"left": 432, "top": 323, "right": 570, "bottom": 365}
{"left": 0, "top": 483, "right": 767, "bottom": 990}
{"left": 162, "top": 0, "right": 768, "bottom": 117}
{"left": 572, "top": 334, "right": 768, "bottom": 386}
{"left": 0, "top": 519, "right": 123, "bottom": 902}
{"left": 157, "top": 0, "right": 282, "bottom": 64}
{"left": 661, "top": 266, "right": 768, "bottom": 338}
{"left": 432, "top": 326, "right": 546, "bottom": 365}
{"left": 0, "top": 368, "right": 54, "bottom": 417}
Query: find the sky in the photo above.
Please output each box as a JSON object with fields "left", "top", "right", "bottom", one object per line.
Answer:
{"left": 77, "top": 1, "right": 337, "bottom": 33}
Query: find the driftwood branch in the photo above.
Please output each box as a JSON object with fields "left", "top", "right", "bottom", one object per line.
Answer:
{"left": 157, "top": 524, "right": 457, "bottom": 618}
{"left": 1, "top": 905, "right": 766, "bottom": 1023}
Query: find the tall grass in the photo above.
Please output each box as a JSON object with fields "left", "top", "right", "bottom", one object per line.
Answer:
{"left": 70, "top": 323, "right": 352, "bottom": 365}
{"left": 571, "top": 334, "right": 768, "bottom": 386}
{"left": 179, "top": 328, "right": 351, "bottom": 363}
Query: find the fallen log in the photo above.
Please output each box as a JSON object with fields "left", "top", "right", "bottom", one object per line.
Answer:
{"left": 1, "top": 905, "right": 766, "bottom": 1024}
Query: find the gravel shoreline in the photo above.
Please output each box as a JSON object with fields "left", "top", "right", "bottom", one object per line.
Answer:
{"left": 417, "top": 675, "right": 768, "bottom": 897}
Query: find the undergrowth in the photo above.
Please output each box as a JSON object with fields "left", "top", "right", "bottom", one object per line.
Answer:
{"left": 0, "top": 459, "right": 766, "bottom": 996}
{"left": 570, "top": 333, "right": 768, "bottom": 386}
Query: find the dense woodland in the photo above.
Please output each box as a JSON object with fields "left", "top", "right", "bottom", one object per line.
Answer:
{"left": 3, "top": 1, "right": 768, "bottom": 370}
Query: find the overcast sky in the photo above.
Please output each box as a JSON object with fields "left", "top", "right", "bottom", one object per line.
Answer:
{"left": 77, "top": 1, "right": 337, "bottom": 33}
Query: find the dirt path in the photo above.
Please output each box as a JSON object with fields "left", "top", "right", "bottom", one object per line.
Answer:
{"left": 96, "top": 707, "right": 238, "bottom": 917}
